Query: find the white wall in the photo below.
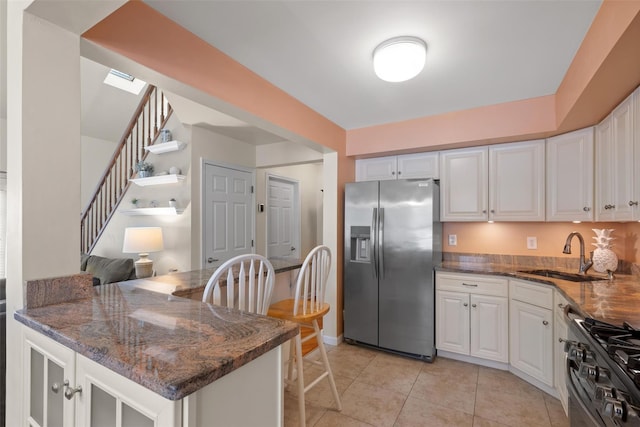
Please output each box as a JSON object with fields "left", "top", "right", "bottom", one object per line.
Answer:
{"left": 80, "top": 135, "right": 116, "bottom": 206}
{"left": 6, "top": 6, "right": 82, "bottom": 426}
{"left": 90, "top": 114, "right": 192, "bottom": 275}
{"left": 189, "top": 125, "right": 257, "bottom": 269}
{"left": 255, "top": 163, "right": 324, "bottom": 258}
{"left": 0, "top": 118, "right": 6, "bottom": 172}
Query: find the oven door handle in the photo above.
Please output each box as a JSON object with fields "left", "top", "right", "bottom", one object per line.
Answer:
{"left": 566, "top": 357, "right": 604, "bottom": 426}
{"left": 563, "top": 303, "right": 579, "bottom": 322}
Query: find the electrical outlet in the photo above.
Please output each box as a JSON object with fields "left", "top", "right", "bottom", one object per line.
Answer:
{"left": 527, "top": 236, "right": 537, "bottom": 250}
{"left": 448, "top": 234, "right": 457, "bottom": 246}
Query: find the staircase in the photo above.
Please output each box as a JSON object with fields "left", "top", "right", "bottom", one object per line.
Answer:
{"left": 81, "top": 85, "right": 173, "bottom": 254}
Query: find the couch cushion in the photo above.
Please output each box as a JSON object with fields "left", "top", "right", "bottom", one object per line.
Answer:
{"left": 84, "top": 255, "right": 135, "bottom": 285}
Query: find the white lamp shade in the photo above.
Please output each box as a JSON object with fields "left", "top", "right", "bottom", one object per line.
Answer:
{"left": 373, "top": 36, "right": 427, "bottom": 82}
{"left": 122, "top": 227, "right": 164, "bottom": 253}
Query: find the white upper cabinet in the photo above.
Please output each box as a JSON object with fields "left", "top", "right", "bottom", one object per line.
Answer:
{"left": 355, "top": 152, "right": 439, "bottom": 181}
{"left": 595, "top": 90, "right": 638, "bottom": 221}
{"left": 440, "top": 140, "right": 545, "bottom": 221}
{"left": 546, "top": 127, "right": 594, "bottom": 221}
{"left": 397, "top": 152, "right": 439, "bottom": 179}
{"left": 489, "top": 140, "right": 545, "bottom": 221}
{"left": 440, "top": 146, "right": 488, "bottom": 221}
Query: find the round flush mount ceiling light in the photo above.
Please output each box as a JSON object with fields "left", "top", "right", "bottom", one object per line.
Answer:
{"left": 373, "top": 36, "right": 427, "bottom": 82}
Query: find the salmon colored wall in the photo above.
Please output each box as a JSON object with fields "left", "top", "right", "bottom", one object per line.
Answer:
{"left": 443, "top": 222, "right": 640, "bottom": 265}
{"left": 347, "top": 95, "right": 556, "bottom": 158}
{"left": 347, "top": 0, "right": 640, "bottom": 158}
{"left": 555, "top": 1, "right": 640, "bottom": 132}
{"left": 336, "top": 155, "right": 355, "bottom": 335}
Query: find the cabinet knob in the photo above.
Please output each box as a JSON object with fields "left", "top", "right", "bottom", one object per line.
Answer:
{"left": 490, "top": 209, "right": 495, "bottom": 214}
{"left": 542, "top": 320, "right": 549, "bottom": 326}
{"left": 583, "top": 207, "right": 591, "bottom": 212}
{"left": 471, "top": 303, "right": 477, "bottom": 308}
{"left": 463, "top": 302, "right": 469, "bottom": 307}
{"left": 391, "top": 171, "right": 395, "bottom": 175}
{"left": 604, "top": 204, "right": 615, "bottom": 210}
{"left": 629, "top": 201, "right": 639, "bottom": 207}
{"left": 63, "top": 380, "right": 82, "bottom": 400}
{"left": 482, "top": 210, "right": 487, "bottom": 214}
{"left": 397, "top": 171, "right": 402, "bottom": 175}
{"left": 51, "top": 382, "right": 61, "bottom": 393}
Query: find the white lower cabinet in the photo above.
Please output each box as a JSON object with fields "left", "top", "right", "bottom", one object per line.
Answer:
{"left": 509, "top": 280, "right": 554, "bottom": 387}
{"left": 436, "top": 272, "right": 509, "bottom": 363}
{"left": 23, "top": 327, "right": 178, "bottom": 427}
{"left": 554, "top": 291, "right": 570, "bottom": 414}
{"left": 24, "top": 327, "right": 76, "bottom": 427}
{"left": 23, "top": 327, "right": 284, "bottom": 427}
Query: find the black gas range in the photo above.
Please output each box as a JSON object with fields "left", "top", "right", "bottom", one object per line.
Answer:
{"left": 567, "top": 316, "right": 640, "bottom": 426}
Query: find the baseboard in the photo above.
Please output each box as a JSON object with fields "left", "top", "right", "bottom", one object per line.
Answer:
{"left": 437, "top": 350, "right": 509, "bottom": 370}
{"left": 323, "top": 334, "right": 342, "bottom": 346}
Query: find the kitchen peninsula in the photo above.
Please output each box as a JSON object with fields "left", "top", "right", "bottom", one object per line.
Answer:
{"left": 15, "top": 262, "right": 301, "bottom": 427}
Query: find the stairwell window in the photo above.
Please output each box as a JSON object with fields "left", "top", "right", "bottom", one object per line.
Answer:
{"left": 103, "top": 69, "right": 147, "bottom": 95}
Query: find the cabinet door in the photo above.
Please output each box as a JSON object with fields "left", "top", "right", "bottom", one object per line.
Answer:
{"left": 470, "top": 294, "right": 508, "bottom": 362}
{"left": 355, "top": 157, "right": 397, "bottom": 181}
{"left": 596, "top": 93, "right": 635, "bottom": 221}
{"left": 435, "top": 290, "right": 470, "bottom": 355}
{"left": 509, "top": 299, "right": 553, "bottom": 386}
{"left": 23, "top": 328, "right": 76, "bottom": 427}
{"left": 397, "top": 152, "right": 439, "bottom": 179}
{"left": 554, "top": 292, "right": 570, "bottom": 415}
{"left": 546, "top": 128, "right": 594, "bottom": 221}
{"left": 489, "top": 140, "right": 545, "bottom": 221}
{"left": 440, "top": 147, "right": 488, "bottom": 221}
{"left": 75, "top": 354, "right": 180, "bottom": 427}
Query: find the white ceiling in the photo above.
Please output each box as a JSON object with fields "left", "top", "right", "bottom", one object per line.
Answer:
{"left": 143, "top": 0, "right": 602, "bottom": 130}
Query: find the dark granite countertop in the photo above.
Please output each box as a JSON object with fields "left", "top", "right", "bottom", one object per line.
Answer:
{"left": 124, "top": 257, "right": 304, "bottom": 298}
{"left": 437, "top": 261, "right": 640, "bottom": 329}
{"left": 15, "top": 273, "right": 299, "bottom": 400}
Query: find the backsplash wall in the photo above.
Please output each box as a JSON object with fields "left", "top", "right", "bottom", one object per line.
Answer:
{"left": 442, "top": 222, "right": 640, "bottom": 264}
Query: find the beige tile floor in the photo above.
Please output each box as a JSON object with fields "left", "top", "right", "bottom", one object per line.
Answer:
{"left": 283, "top": 343, "right": 570, "bottom": 427}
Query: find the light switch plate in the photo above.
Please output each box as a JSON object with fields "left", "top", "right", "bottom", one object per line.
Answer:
{"left": 527, "top": 236, "right": 537, "bottom": 250}
{"left": 448, "top": 234, "right": 457, "bottom": 246}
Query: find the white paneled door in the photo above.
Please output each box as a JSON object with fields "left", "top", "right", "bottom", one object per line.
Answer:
{"left": 266, "top": 175, "right": 299, "bottom": 259}
{"left": 203, "top": 163, "right": 254, "bottom": 269}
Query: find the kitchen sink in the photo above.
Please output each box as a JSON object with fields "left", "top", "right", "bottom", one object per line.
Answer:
{"left": 518, "top": 269, "right": 606, "bottom": 282}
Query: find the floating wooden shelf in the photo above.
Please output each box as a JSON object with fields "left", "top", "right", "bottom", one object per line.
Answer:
{"left": 145, "top": 140, "right": 186, "bottom": 154}
{"left": 120, "top": 207, "right": 184, "bottom": 216}
{"left": 130, "top": 174, "right": 185, "bottom": 186}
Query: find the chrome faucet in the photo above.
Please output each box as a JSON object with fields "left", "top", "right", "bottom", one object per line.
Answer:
{"left": 562, "top": 232, "right": 593, "bottom": 274}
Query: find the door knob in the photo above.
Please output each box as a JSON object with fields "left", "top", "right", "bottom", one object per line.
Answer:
{"left": 207, "top": 257, "right": 219, "bottom": 263}
{"left": 290, "top": 246, "right": 296, "bottom": 251}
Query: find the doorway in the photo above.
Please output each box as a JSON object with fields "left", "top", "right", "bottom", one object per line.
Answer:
{"left": 266, "top": 174, "right": 300, "bottom": 259}
{"left": 202, "top": 162, "right": 255, "bottom": 269}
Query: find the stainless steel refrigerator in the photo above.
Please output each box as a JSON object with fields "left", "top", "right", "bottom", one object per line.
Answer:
{"left": 343, "top": 179, "right": 441, "bottom": 360}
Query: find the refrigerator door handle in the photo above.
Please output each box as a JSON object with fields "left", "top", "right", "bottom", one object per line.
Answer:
{"left": 379, "top": 207, "right": 385, "bottom": 278}
{"left": 371, "top": 208, "right": 378, "bottom": 278}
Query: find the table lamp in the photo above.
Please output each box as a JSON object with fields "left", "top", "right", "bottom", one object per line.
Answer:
{"left": 122, "top": 227, "right": 164, "bottom": 278}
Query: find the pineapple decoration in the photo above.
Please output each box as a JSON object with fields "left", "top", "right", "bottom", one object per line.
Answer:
{"left": 592, "top": 229, "right": 618, "bottom": 275}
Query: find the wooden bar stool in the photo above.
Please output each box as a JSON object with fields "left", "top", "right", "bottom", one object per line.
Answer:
{"left": 268, "top": 245, "right": 342, "bottom": 426}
